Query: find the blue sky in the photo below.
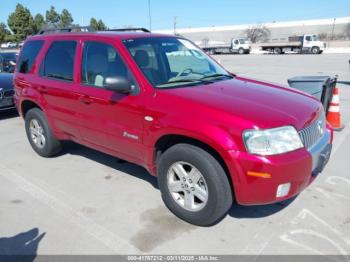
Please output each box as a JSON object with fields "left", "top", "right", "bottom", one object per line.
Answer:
{"left": 1, "top": 0, "right": 349, "bottom": 30}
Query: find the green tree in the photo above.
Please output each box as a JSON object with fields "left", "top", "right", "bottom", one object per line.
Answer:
{"left": 33, "top": 13, "right": 45, "bottom": 33}
{"left": 4, "top": 34, "right": 16, "bottom": 42}
{"left": 97, "top": 19, "right": 107, "bottom": 30}
{"left": 89, "top": 18, "right": 98, "bottom": 30}
{"left": 45, "top": 6, "right": 60, "bottom": 28}
{"left": 7, "top": 4, "right": 35, "bottom": 41}
{"left": 0, "top": 22, "right": 11, "bottom": 42}
{"left": 60, "top": 9, "right": 73, "bottom": 28}
{"left": 90, "top": 18, "right": 107, "bottom": 30}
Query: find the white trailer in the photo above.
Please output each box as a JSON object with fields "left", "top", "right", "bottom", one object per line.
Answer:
{"left": 260, "top": 34, "right": 326, "bottom": 54}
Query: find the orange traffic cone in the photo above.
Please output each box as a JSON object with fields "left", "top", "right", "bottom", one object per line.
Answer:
{"left": 327, "top": 86, "right": 344, "bottom": 131}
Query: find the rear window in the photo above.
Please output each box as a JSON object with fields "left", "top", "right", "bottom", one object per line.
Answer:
{"left": 17, "top": 40, "right": 44, "bottom": 73}
{"left": 40, "top": 41, "right": 77, "bottom": 81}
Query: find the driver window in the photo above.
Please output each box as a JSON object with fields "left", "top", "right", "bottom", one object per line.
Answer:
{"left": 234, "top": 40, "right": 239, "bottom": 45}
{"left": 305, "top": 36, "right": 312, "bottom": 41}
{"left": 81, "top": 41, "right": 136, "bottom": 89}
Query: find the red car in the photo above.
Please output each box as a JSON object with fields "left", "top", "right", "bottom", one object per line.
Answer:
{"left": 14, "top": 29, "right": 332, "bottom": 226}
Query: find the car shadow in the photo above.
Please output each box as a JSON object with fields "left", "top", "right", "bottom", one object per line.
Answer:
{"left": 59, "top": 142, "right": 296, "bottom": 222}
{"left": 60, "top": 142, "right": 159, "bottom": 189}
{"left": 0, "top": 109, "right": 18, "bottom": 120}
{"left": 0, "top": 228, "right": 45, "bottom": 262}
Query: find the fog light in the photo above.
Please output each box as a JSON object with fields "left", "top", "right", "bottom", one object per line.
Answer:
{"left": 276, "top": 183, "right": 291, "bottom": 198}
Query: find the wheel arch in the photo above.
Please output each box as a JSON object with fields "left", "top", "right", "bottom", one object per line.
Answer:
{"left": 21, "top": 99, "right": 43, "bottom": 117}
{"left": 153, "top": 134, "right": 236, "bottom": 197}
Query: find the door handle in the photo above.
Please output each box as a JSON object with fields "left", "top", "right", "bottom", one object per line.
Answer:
{"left": 78, "top": 95, "right": 93, "bottom": 104}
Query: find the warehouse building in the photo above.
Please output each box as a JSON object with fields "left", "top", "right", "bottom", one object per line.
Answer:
{"left": 155, "top": 17, "right": 350, "bottom": 44}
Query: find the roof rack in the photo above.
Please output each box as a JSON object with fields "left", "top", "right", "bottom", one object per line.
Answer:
{"left": 38, "top": 26, "right": 95, "bottom": 35}
{"left": 105, "top": 28, "right": 151, "bottom": 33}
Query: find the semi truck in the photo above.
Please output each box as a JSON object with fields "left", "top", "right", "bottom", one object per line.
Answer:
{"left": 201, "top": 38, "right": 251, "bottom": 55}
{"left": 260, "top": 34, "right": 326, "bottom": 54}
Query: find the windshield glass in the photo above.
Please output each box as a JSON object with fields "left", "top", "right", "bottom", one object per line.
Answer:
{"left": 239, "top": 39, "right": 248, "bottom": 44}
{"left": 123, "top": 37, "right": 232, "bottom": 88}
{"left": 312, "top": 35, "right": 319, "bottom": 41}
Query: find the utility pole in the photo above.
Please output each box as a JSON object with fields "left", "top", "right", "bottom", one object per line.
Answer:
{"left": 331, "top": 18, "right": 336, "bottom": 40}
{"left": 148, "top": 0, "right": 152, "bottom": 31}
{"left": 173, "top": 16, "right": 177, "bottom": 35}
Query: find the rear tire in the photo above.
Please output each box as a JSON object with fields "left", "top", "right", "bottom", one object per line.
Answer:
{"left": 25, "top": 108, "right": 62, "bottom": 157}
{"left": 157, "top": 144, "right": 233, "bottom": 226}
{"left": 274, "top": 47, "right": 282, "bottom": 54}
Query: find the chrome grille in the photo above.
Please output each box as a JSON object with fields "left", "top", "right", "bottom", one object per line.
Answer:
{"left": 299, "top": 114, "right": 326, "bottom": 149}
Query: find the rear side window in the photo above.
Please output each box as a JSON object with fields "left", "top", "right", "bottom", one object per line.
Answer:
{"left": 17, "top": 40, "right": 44, "bottom": 73}
{"left": 40, "top": 41, "right": 77, "bottom": 81}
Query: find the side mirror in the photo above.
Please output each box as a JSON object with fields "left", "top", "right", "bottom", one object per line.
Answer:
{"left": 105, "top": 76, "right": 131, "bottom": 94}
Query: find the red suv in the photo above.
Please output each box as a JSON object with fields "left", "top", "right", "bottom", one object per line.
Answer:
{"left": 14, "top": 29, "right": 332, "bottom": 226}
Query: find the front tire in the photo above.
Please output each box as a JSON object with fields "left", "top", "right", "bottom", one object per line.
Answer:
{"left": 157, "top": 144, "right": 233, "bottom": 226}
{"left": 25, "top": 108, "right": 62, "bottom": 157}
{"left": 238, "top": 48, "right": 245, "bottom": 55}
{"left": 311, "top": 46, "right": 320, "bottom": 54}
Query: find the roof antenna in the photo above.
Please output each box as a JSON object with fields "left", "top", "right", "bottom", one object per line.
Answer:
{"left": 148, "top": 0, "right": 152, "bottom": 32}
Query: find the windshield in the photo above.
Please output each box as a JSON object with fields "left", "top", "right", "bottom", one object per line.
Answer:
{"left": 123, "top": 37, "right": 232, "bottom": 88}
{"left": 239, "top": 39, "right": 249, "bottom": 44}
{"left": 312, "top": 35, "right": 319, "bottom": 41}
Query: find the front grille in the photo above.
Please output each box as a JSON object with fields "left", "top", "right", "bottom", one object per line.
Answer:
{"left": 3, "top": 90, "right": 15, "bottom": 97}
{"left": 299, "top": 114, "right": 326, "bottom": 149}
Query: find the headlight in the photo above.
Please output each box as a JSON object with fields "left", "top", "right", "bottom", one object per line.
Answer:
{"left": 243, "top": 126, "right": 303, "bottom": 155}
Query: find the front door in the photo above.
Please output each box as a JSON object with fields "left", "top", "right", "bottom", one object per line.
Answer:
{"left": 75, "top": 40, "right": 145, "bottom": 161}
{"left": 231, "top": 39, "right": 240, "bottom": 52}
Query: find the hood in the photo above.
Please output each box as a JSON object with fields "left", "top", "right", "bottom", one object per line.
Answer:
{"left": 159, "top": 77, "right": 322, "bottom": 131}
{"left": 0, "top": 73, "right": 14, "bottom": 91}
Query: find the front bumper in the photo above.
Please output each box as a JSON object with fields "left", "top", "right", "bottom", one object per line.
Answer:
{"left": 228, "top": 128, "right": 332, "bottom": 205}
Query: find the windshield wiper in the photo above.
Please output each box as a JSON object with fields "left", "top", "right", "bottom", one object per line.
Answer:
{"left": 200, "top": 73, "right": 233, "bottom": 80}
{"left": 156, "top": 78, "right": 213, "bottom": 88}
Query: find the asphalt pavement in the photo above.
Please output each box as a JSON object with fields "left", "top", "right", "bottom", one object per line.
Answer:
{"left": 0, "top": 53, "right": 349, "bottom": 255}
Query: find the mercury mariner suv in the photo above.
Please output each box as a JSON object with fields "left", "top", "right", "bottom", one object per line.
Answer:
{"left": 14, "top": 28, "right": 332, "bottom": 226}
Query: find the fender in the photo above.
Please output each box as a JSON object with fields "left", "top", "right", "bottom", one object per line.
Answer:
{"left": 143, "top": 115, "right": 241, "bottom": 180}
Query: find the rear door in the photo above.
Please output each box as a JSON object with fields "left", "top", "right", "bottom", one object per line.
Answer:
{"left": 36, "top": 39, "right": 82, "bottom": 139}
{"left": 74, "top": 39, "right": 145, "bottom": 161}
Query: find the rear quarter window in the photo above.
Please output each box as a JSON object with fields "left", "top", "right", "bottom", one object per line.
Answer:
{"left": 17, "top": 40, "right": 44, "bottom": 73}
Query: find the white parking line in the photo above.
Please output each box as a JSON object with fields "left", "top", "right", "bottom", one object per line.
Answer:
{"left": 0, "top": 163, "right": 139, "bottom": 254}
